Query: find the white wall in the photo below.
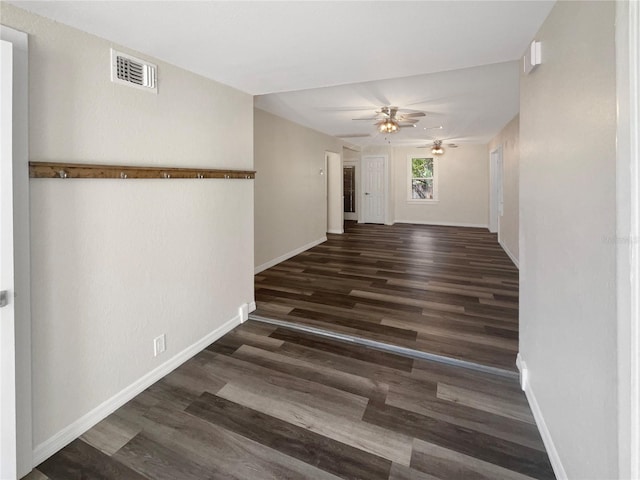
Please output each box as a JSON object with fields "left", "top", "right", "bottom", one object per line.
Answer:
{"left": 326, "top": 151, "right": 343, "bottom": 234}
{"left": 489, "top": 115, "right": 519, "bottom": 263}
{"left": 519, "top": 2, "right": 618, "bottom": 478}
{"left": 254, "top": 108, "right": 343, "bottom": 271}
{"left": 1, "top": 2, "right": 255, "bottom": 457}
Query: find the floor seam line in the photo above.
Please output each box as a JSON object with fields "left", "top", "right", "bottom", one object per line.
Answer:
{"left": 248, "top": 314, "right": 518, "bottom": 379}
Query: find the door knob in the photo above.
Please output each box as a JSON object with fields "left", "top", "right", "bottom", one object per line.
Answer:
{"left": 0, "top": 290, "right": 8, "bottom": 308}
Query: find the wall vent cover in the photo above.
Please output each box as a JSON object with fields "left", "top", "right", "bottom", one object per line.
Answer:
{"left": 110, "top": 49, "right": 157, "bottom": 93}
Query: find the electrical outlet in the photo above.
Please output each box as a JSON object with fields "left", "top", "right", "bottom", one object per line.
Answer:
{"left": 153, "top": 334, "right": 166, "bottom": 357}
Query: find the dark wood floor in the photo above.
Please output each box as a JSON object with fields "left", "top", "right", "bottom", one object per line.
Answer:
{"left": 30, "top": 320, "right": 554, "bottom": 480}
{"left": 255, "top": 222, "right": 519, "bottom": 371}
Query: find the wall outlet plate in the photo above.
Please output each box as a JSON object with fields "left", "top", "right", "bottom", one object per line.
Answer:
{"left": 153, "top": 334, "right": 166, "bottom": 357}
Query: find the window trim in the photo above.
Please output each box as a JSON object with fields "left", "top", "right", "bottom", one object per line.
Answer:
{"left": 407, "top": 155, "right": 439, "bottom": 203}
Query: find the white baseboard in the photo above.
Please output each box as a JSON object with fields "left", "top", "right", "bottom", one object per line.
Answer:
{"left": 394, "top": 219, "right": 489, "bottom": 229}
{"left": 499, "top": 239, "right": 520, "bottom": 269}
{"left": 517, "top": 354, "right": 568, "bottom": 480}
{"left": 249, "top": 301, "right": 256, "bottom": 313}
{"left": 32, "top": 311, "right": 243, "bottom": 467}
{"left": 254, "top": 236, "right": 327, "bottom": 274}
{"left": 327, "top": 229, "right": 344, "bottom": 234}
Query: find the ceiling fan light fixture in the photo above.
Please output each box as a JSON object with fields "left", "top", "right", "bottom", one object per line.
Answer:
{"left": 379, "top": 119, "right": 399, "bottom": 134}
{"left": 431, "top": 140, "right": 444, "bottom": 155}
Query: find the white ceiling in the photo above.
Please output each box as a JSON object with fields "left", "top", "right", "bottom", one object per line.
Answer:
{"left": 10, "top": 1, "right": 555, "bottom": 146}
{"left": 255, "top": 60, "right": 521, "bottom": 146}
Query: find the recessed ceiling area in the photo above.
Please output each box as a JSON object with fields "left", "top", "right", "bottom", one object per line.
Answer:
{"left": 10, "top": 1, "right": 555, "bottom": 146}
{"left": 255, "top": 61, "right": 520, "bottom": 146}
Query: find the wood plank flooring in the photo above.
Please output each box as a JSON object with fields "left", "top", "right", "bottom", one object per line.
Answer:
{"left": 29, "top": 321, "right": 554, "bottom": 480}
{"left": 254, "top": 222, "right": 519, "bottom": 371}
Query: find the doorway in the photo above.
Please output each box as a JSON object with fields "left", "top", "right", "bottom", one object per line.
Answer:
{"left": 343, "top": 165, "right": 357, "bottom": 221}
{"left": 361, "top": 155, "right": 387, "bottom": 224}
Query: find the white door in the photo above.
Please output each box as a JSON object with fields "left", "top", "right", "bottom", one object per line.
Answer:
{"left": 362, "top": 156, "right": 386, "bottom": 224}
{"left": 0, "top": 38, "right": 18, "bottom": 480}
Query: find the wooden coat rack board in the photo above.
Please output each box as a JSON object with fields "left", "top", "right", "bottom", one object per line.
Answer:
{"left": 29, "top": 161, "right": 256, "bottom": 180}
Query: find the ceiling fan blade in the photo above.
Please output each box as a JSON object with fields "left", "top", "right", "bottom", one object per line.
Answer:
{"left": 337, "top": 133, "right": 371, "bottom": 138}
{"left": 401, "top": 112, "right": 426, "bottom": 118}
{"left": 352, "top": 117, "right": 380, "bottom": 121}
{"left": 317, "top": 106, "right": 378, "bottom": 112}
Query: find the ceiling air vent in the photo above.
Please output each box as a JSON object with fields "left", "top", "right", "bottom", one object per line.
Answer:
{"left": 110, "top": 49, "right": 157, "bottom": 93}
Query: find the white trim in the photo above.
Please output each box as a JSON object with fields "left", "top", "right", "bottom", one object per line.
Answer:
{"left": 0, "top": 25, "right": 31, "bottom": 479}
{"left": 406, "top": 200, "right": 439, "bottom": 205}
{"left": 249, "top": 301, "right": 257, "bottom": 313}
{"left": 517, "top": 354, "right": 568, "bottom": 480}
{"left": 515, "top": 353, "right": 527, "bottom": 390}
{"left": 394, "top": 219, "right": 489, "bottom": 229}
{"left": 327, "top": 229, "right": 344, "bottom": 234}
{"left": 616, "top": 1, "right": 640, "bottom": 478}
{"left": 499, "top": 239, "right": 519, "bottom": 269}
{"left": 32, "top": 312, "right": 243, "bottom": 466}
{"left": 254, "top": 236, "right": 327, "bottom": 274}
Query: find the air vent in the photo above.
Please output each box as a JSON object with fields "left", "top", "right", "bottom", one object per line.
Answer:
{"left": 110, "top": 49, "right": 157, "bottom": 93}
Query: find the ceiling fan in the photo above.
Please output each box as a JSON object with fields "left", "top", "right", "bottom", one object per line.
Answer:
{"left": 418, "top": 138, "right": 459, "bottom": 155}
{"left": 353, "top": 106, "right": 425, "bottom": 134}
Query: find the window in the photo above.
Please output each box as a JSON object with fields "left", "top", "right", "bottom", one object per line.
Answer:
{"left": 408, "top": 156, "right": 438, "bottom": 202}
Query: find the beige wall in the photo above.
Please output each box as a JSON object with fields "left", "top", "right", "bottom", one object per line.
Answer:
{"left": 1, "top": 3, "right": 255, "bottom": 454}
{"left": 393, "top": 145, "right": 489, "bottom": 227}
{"left": 254, "top": 108, "right": 343, "bottom": 271}
{"left": 360, "top": 144, "right": 489, "bottom": 227}
{"left": 326, "top": 151, "right": 343, "bottom": 233}
{"left": 519, "top": 2, "right": 617, "bottom": 478}
{"left": 489, "top": 115, "right": 519, "bottom": 264}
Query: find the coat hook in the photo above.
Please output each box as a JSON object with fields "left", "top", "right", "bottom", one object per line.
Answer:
{"left": 120, "top": 172, "right": 128, "bottom": 179}
{"left": 197, "top": 173, "right": 204, "bottom": 179}
{"left": 224, "top": 174, "right": 230, "bottom": 179}
{"left": 163, "top": 172, "right": 171, "bottom": 179}
{"left": 58, "top": 170, "right": 68, "bottom": 179}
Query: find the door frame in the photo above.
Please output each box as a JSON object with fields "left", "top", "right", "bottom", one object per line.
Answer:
{"left": 343, "top": 162, "right": 358, "bottom": 221}
{"left": 616, "top": 1, "right": 640, "bottom": 477}
{"left": 0, "top": 26, "right": 32, "bottom": 478}
{"left": 489, "top": 145, "right": 503, "bottom": 235}
{"left": 360, "top": 155, "right": 390, "bottom": 225}
{"left": 1, "top": 37, "right": 17, "bottom": 480}
{"left": 325, "top": 151, "right": 343, "bottom": 234}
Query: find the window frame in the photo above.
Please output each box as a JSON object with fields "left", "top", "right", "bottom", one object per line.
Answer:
{"left": 407, "top": 155, "right": 439, "bottom": 203}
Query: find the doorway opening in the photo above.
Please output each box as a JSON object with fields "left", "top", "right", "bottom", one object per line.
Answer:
{"left": 343, "top": 165, "right": 357, "bottom": 222}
